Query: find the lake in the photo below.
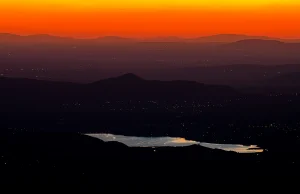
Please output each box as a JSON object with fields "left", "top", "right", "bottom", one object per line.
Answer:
{"left": 86, "top": 133, "right": 263, "bottom": 153}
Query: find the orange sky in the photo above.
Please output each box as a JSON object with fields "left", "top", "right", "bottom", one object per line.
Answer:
{"left": 1, "top": 1, "right": 300, "bottom": 38}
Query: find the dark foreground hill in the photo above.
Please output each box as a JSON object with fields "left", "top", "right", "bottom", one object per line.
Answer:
{"left": 0, "top": 131, "right": 298, "bottom": 189}
{"left": 0, "top": 131, "right": 244, "bottom": 187}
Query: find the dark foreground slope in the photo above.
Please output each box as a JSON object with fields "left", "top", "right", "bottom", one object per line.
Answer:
{"left": 0, "top": 131, "right": 299, "bottom": 189}
{"left": 0, "top": 131, "right": 241, "bottom": 187}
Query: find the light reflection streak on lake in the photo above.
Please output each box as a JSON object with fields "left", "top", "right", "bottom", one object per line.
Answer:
{"left": 86, "top": 133, "right": 263, "bottom": 154}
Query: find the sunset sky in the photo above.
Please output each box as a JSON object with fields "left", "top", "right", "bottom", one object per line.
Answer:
{"left": 1, "top": 1, "right": 300, "bottom": 38}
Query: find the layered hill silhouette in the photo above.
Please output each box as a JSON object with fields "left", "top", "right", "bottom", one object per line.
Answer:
{"left": 222, "top": 39, "right": 300, "bottom": 52}
{"left": 264, "top": 72, "right": 300, "bottom": 86}
{"left": 1, "top": 33, "right": 300, "bottom": 88}
{"left": 95, "top": 36, "right": 136, "bottom": 43}
{"left": 143, "top": 36, "right": 185, "bottom": 42}
{"left": 225, "top": 39, "right": 285, "bottom": 48}
{"left": 1, "top": 33, "right": 300, "bottom": 73}
{"left": 189, "top": 34, "right": 274, "bottom": 43}
{"left": 0, "top": 33, "right": 73, "bottom": 43}
{"left": 0, "top": 74, "right": 238, "bottom": 102}
{"left": 1, "top": 33, "right": 300, "bottom": 43}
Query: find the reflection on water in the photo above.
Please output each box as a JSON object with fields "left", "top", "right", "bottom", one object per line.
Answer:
{"left": 87, "top": 133, "right": 263, "bottom": 154}
{"left": 200, "top": 143, "right": 263, "bottom": 154}
{"left": 88, "top": 134, "right": 198, "bottom": 147}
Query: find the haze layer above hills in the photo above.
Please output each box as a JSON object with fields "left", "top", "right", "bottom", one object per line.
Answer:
{"left": 1, "top": 33, "right": 300, "bottom": 43}
{"left": 1, "top": 33, "right": 300, "bottom": 86}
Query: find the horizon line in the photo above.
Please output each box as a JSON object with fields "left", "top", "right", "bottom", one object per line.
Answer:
{"left": 2, "top": 32, "right": 300, "bottom": 41}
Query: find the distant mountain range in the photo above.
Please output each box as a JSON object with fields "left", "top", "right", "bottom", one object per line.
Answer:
{"left": 225, "top": 39, "right": 285, "bottom": 47}
{"left": 188, "top": 34, "right": 275, "bottom": 43}
{"left": 222, "top": 39, "right": 296, "bottom": 52}
{"left": 0, "top": 33, "right": 73, "bottom": 43}
{"left": 1, "top": 33, "right": 300, "bottom": 43}
{"left": 94, "top": 36, "right": 135, "bottom": 43}
{"left": 1, "top": 33, "right": 300, "bottom": 84}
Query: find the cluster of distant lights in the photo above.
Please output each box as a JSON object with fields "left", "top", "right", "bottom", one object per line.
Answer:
{"left": 58, "top": 96, "right": 300, "bottom": 114}
{"left": 60, "top": 101, "right": 230, "bottom": 112}
{"left": 0, "top": 68, "right": 49, "bottom": 77}
{"left": 2, "top": 68, "right": 47, "bottom": 71}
